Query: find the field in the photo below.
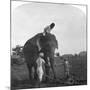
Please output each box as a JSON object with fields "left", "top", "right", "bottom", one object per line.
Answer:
{"left": 69, "top": 55, "right": 87, "bottom": 82}
{"left": 11, "top": 54, "right": 87, "bottom": 90}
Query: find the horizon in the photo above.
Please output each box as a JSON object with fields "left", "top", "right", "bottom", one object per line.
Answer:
{"left": 11, "top": 44, "right": 87, "bottom": 55}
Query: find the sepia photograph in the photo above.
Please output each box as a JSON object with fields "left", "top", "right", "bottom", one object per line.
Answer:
{"left": 11, "top": 0, "right": 87, "bottom": 89}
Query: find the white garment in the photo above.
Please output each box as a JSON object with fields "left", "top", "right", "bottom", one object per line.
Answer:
{"left": 36, "top": 57, "right": 45, "bottom": 81}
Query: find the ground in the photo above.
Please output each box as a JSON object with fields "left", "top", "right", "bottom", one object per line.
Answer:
{"left": 11, "top": 55, "right": 87, "bottom": 90}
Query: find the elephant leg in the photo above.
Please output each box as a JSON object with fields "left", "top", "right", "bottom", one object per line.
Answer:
{"left": 44, "top": 56, "right": 50, "bottom": 81}
{"left": 34, "top": 64, "right": 38, "bottom": 81}
{"left": 50, "top": 56, "right": 56, "bottom": 80}
{"left": 45, "top": 64, "right": 50, "bottom": 81}
{"left": 27, "top": 63, "right": 33, "bottom": 83}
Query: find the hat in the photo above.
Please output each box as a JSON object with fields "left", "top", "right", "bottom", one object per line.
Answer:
{"left": 50, "top": 23, "right": 55, "bottom": 29}
{"left": 44, "top": 22, "right": 55, "bottom": 33}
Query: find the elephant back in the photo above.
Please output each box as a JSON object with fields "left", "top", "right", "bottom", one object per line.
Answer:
{"left": 23, "top": 33, "right": 43, "bottom": 63}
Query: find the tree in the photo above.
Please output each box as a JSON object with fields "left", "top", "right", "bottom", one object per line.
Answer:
{"left": 12, "top": 45, "right": 23, "bottom": 56}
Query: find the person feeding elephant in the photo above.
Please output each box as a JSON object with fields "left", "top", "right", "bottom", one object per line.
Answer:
{"left": 36, "top": 52, "right": 45, "bottom": 81}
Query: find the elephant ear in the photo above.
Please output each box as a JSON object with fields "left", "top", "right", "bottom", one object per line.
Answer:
{"left": 47, "top": 34, "right": 58, "bottom": 49}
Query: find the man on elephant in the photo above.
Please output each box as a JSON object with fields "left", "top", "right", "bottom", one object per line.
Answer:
{"left": 37, "top": 23, "right": 58, "bottom": 81}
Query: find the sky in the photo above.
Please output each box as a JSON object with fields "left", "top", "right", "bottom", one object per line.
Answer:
{"left": 11, "top": 1, "right": 87, "bottom": 55}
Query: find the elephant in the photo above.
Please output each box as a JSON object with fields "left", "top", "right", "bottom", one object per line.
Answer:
{"left": 23, "top": 23, "right": 58, "bottom": 83}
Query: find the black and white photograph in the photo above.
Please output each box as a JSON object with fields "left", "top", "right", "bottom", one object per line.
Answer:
{"left": 11, "top": 0, "right": 87, "bottom": 89}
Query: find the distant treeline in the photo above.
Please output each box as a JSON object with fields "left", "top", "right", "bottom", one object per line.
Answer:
{"left": 11, "top": 45, "right": 87, "bottom": 58}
